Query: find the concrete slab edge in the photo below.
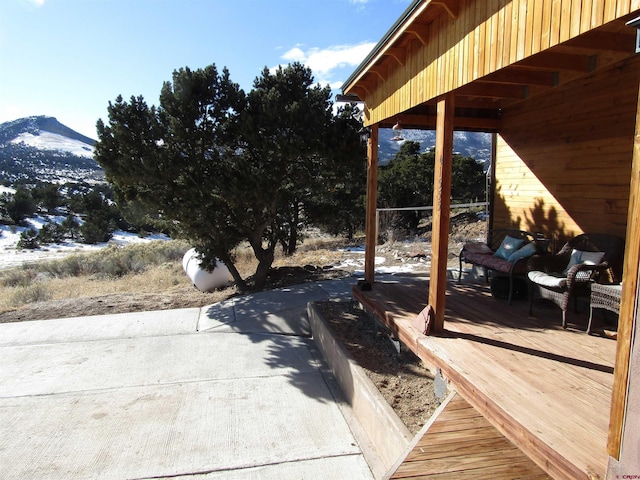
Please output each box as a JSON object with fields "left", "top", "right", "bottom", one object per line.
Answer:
{"left": 307, "top": 302, "right": 412, "bottom": 477}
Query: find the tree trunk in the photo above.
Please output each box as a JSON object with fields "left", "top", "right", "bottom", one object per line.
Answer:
{"left": 286, "top": 223, "right": 298, "bottom": 255}
{"left": 284, "top": 201, "right": 299, "bottom": 256}
{"left": 220, "top": 253, "right": 248, "bottom": 292}
{"left": 252, "top": 247, "right": 275, "bottom": 290}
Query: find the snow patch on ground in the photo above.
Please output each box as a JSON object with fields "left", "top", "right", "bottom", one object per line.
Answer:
{"left": 1, "top": 213, "right": 430, "bottom": 277}
{"left": 334, "top": 244, "right": 430, "bottom": 276}
{"left": 0, "top": 216, "right": 169, "bottom": 270}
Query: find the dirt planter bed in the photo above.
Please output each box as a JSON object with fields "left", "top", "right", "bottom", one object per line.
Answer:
{"left": 307, "top": 301, "right": 413, "bottom": 475}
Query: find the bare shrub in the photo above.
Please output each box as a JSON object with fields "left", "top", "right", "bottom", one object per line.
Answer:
{"left": 0, "top": 268, "right": 39, "bottom": 288}
{"left": 377, "top": 210, "right": 403, "bottom": 244}
{"left": 9, "top": 283, "right": 51, "bottom": 306}
{"left": 36, "top": 240, "right": 191, "bottom": 279}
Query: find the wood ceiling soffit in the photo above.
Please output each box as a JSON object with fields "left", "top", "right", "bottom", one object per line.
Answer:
{"left": 482, "top": 69, "right": 558, "bottom": 87}
{"left": 553, "top": 46, "right": 636, "bottom": 75}
{"left": 460, "top": 82, "right": 526, "bottom": 99}
{"left": 448, "top": 97, "right": 501, "bottom": 109}
{"left": 454, "top": 116, "right": 501, "bottom": 131}
{"left": 418, "top": 96, "right": 501, "bottom": 111}
{"left": 566, "top": 32, "right": 634, "bottom": 53}
{"left": 516, "top": 52, "right": 594, "bottom": 72}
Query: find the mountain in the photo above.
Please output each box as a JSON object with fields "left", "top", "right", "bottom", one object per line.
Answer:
{"left": 0, "top": 116, "right": 103, "bottom": 184}
{"left": 0, "top": 115, "right": 492, "bottom": 186}
{"left": 378, "top": 128, "right": 492, "bottom": 167}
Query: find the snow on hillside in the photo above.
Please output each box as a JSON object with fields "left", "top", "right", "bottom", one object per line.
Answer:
{"left": 10, "top": 131, "right": 95, "bottom": 158}
{"left": 0, "top": 216, "right": 169, "bottom": 270}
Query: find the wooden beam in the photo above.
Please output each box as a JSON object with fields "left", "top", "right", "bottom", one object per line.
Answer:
{"left": 429, "top": 94, "right": 454, "bottom": 332}
{"left": 432, "top": 0, "right": 459, "bottom": 19}
{"left": 452, "top": 116, "right": 502, "bottom": 131}
{"left": 517, "top": 52, "right": 595, "bottom": 72}
{"left": 357, "top": 83, "right": 372, "bottom": 97}
{"left": 482, "top": 68, "right": 558, "bottom": 87}
{"left": 364, "top": 124, "right": 379, "bottom": 285}
{"left": 351, "top": 85, "right": 369, "bottom": 102}
{"left": 460, "top": 82, "right": 527, "bottom": 99}
{"left": 607, "top": 84, "right": 640, "bottom": 459}
{"left": 568, "top": 31, "right": 634, "bottom": 53}
{"left": 370, "top": 66, "right": 386, "bottom": 82}
{"left": 384, "top": 47, "right": 406, "bottom": 66}
{"left": 377, "top": 112, "right": 501, "bottom": 131}
{"left": 406, "top": 22, "right": 429, "bottom": 46}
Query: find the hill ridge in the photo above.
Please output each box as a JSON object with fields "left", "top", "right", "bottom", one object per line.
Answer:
{"left": 0, "top": 116, "right": 95, "bottom": 145}
{"left": 0, "top": 116, "right": 102, "bottom": 184}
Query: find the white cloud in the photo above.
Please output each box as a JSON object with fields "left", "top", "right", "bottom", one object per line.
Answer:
{"left": 19, "top": 0, "right": 45, "bottom": 7}
{"left": 278, "top": 42, "right": 375, "bottom": 87}
{"left": 349, "top": 0, "right": 370, "bottom": 11}
{"left": 282, "top": 47, "right": 306, "bottom": 63}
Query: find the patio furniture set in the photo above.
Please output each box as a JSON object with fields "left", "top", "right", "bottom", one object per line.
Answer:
{"left": 459, "top": 230, "right": 625, "bottom": 334}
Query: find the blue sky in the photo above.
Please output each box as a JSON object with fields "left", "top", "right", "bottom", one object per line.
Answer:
{"left": 0, "top": 0, "right": 411, "bottom": 139}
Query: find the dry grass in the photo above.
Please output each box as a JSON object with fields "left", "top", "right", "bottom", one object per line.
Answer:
{"left": 0, "top": 217, "right": 487, "bottom": 321}
{"left": 0, "top": 235, "right": 355, "bottom": 314}
{"left": 0, "top": 240, "right": 192, "bottom": 313}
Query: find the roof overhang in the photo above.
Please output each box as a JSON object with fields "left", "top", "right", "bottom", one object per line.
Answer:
{"left": 342, "top": 1, "right": 640, "bottom": 131}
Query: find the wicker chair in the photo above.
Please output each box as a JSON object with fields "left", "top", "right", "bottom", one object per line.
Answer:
{"left": 527, "top": 233, "right": 624, "bottom": 329}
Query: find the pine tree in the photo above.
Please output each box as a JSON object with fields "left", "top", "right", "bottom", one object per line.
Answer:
{"left": 96, "top": 63, "right": 366, "bottom": 291}
{"left": 378, "top": 143, "right": 486, "bottom": 233}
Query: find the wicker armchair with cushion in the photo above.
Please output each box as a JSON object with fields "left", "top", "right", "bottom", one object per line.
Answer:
{"left": 527, "top": 233, "right": 625, "bottom": 329}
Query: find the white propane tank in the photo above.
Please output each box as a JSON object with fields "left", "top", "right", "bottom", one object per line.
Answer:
{"left": 182, "top": 248, "right": 233, "bottom": 291}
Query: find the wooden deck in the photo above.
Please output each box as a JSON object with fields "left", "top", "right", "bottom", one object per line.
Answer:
{"left": 352, "top": 275, "right": 617, "bottom": 480}
{"left": 388, "top": 392, "right": 551, "bottom": 479}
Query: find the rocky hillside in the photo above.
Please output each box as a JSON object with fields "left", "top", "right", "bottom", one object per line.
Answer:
{"left": 0, "top": 116, "right": 103, "bottom": 184}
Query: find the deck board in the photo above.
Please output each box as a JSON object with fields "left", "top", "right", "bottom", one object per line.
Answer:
{"left": 389, "top": 394, "right": 551, "bottom": 479}
{"left": 354, "top": 276, "right": 616, "bottom": 480}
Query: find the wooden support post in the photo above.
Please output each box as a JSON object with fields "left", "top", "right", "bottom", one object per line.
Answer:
{"left": 364, "top": 124, "right": 379, "bottom": 285}
{"left": 429, "top": 95, "right": 454, "bottom": 332}
{"left": 607, "top": 85, "right": 640, "bottom": 459}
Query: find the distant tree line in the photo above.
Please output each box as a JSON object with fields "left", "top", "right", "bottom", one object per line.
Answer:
{"left": 378, "top": 140, "right": 486, "bottom": 234}
{"left": 0, "top": 182, "right": 150, "bottom": 249}
{"left": 0, "top": 143, "right": 102, "bottom": 184}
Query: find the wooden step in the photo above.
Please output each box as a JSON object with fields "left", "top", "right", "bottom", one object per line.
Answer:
{"left": 384, "top": 392, "right": 552, "bottom": 480}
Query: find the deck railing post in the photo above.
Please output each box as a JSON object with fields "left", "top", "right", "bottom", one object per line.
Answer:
{"left": 364, "top": 124, "right": 379, "bottom": 286}
{"left": 429, "top": 93, "right": 454, "bottom": 332}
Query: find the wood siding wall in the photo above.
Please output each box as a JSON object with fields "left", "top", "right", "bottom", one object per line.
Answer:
{"left": 492, "top": 56, "right": 639, "bottom": 246}
{"left": 360, "top": 0, "right": 640, "bottom": 125}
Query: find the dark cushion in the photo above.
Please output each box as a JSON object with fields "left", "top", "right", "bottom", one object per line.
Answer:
{"left": 464, "top": 242, "right": 493, "bottom": 254}
{"left": 463, "top": 252, "right": 529, "bottom": 274}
